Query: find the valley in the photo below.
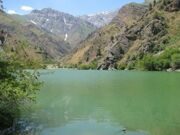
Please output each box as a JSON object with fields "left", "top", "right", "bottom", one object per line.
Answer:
{"left": 1, "top": 0, "right": 180, "bottom": 135}
{"left": 0, "top": 0, "right": 180, "bottom": 71}
{"left": 0, "top": 6, "right": 119, "bottom": 68}
{"left": 1, "top": 0, "right": 179, "bottom": 71}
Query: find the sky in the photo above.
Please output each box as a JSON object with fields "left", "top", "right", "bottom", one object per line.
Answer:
{"left": 4, "top": 0, "right": 144, "bottom": 16}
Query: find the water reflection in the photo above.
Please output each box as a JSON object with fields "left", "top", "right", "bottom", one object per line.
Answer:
{"left": 41, "top": 120, "right": 147, "bottom": 135}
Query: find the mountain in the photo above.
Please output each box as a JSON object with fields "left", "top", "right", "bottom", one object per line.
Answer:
{"left": 25, "top": 8, "right": 97, "bottom": 48}
{"left": 0, "top": 11, "right": 71, "bottom": 67}
{"left": 62, "top": 3, "right": 148, "bottom": 68}
{"left": 79, "top": 10, "right": 118, "bottom": 28}
{"left": 63, "top": 0, "right": 180, "bottom": 71}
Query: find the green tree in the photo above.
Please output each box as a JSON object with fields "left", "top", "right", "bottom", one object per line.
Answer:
{"left": 0, "top": 54, "right": 41, "bottom": 129}
{"left": 171, "top": 54, "right": 180, "bottom": 70}
{"left": 96, "top": 47, "right": 101, "bottom": 57}
{"left": 153, "top": 0, "right": 157, "bottom": 6}
{"left": 138, "top": 55, "right": 155, "bottom": 71}
{"left": 110, "top": 36, "right": 114, "bottom": 43}
{"left": 149, "top": 3, "right": 153, "bottom": 10}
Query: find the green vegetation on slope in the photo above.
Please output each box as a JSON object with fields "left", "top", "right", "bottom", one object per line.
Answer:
{"left": 136, "top": 48, "right": 180, "bottom": 71}
{"left": 0, "top": 8, "right": 42, "bottom": 132}
{"left": 3, "top": 40, "right": 46, "bottom": 68}
{"left": 0, "top": 11, "right": 71, "bottom": 61}
{"left": 118, "top": 0, "right": 180, "bottom": 71}
{"left": 65, "top": 0, "right": 180, "bottom": 71}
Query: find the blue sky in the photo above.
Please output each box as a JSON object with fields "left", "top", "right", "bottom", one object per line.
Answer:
{"left": 4, "top": 0, "right": 144, "bottom": 16}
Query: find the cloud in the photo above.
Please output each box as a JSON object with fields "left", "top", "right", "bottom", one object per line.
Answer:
{"left": 20, "top": 5, "right": 33, "bottom": 11}
{"left": 7, "top": 10, "right": 17, "bottom": 14}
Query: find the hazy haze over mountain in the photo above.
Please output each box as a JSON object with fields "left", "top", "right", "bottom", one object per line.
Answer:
{"left": 79, "top": 10, "right": 118, "bottom": 28}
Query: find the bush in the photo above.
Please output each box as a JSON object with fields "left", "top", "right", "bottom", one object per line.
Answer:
{"left": 137, "top": 47, "right": 180, "bottom": 71}
{"left": 118, "top": 63, "right": 126, "bottom": 70}
{"left": 127, "top": 62, "right": 136, "bottom": 70}
{"left": 152, "top": 11, "right": 165, "bottom": 20}
{"left": 78, "top": 62, "right": 97, "bottom": 70}
{"left": 78, "top": 60, "right": 98, "bottom": 70}
{"left": 171, "top": 54, "right": 180, "bottom": 70}
{"left": 138, "top": 55, "right": 156, "bottom": 71}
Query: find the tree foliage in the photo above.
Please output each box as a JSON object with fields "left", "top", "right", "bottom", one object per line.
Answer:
{"left": 137, "top": 48, "right": 180, "bottom": 71}
{"left": 149, "top": 3, "right": 153, "bottom": 10}
{"left": 0, "top": 53, "right": 41, "bottom": 129}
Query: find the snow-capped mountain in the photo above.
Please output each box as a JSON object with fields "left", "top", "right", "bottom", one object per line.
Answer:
{"left": 79, "top": 10, "right": 118, "bottom": 28}
{"left": 25, "top": 8, "right": 97, "bottom": 48}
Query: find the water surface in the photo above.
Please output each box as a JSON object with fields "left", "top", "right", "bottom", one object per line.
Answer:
{"left": 21, "top": 70, "right": 180, "bottom": 135}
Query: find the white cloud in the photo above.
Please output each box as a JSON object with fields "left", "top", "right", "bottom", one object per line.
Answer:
{"left": 20, "top": 5, "right": 33, "bottom": 11}
{"left": 7, "top": 10, "right": 17, "bottom": 14}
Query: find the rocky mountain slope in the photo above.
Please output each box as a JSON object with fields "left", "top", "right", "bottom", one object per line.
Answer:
{"left": 25, "top": 8, "right": 97, "bottom": 47}
{"left": 63, "top": 3, "right": 148, "bottom": 68}
{"left": 63, "top": 0, "right": 180, "bottom": 71}
{"left": 79, "top": 10, "right": 118, "bottom": 28}
{"left": 0, "top": 11, "right": 71, "bottom": 67}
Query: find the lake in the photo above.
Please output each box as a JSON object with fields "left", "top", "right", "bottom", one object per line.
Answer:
{"left": 19, "top": 70, "right": 180, "bottom": 135}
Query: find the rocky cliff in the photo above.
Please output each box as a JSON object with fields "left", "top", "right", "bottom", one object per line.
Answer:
{"left": 63, "top": 3, "right": 148, "bottom": 68}
{"left": 63, "top": 0, "right": 180, "bottom": 71}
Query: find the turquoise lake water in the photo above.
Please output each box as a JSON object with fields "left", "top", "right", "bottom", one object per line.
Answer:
{"left": 22, "top": 70, "right": 180, "bottom": 135}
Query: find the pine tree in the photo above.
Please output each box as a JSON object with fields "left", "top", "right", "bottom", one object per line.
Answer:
{"left": 96, "top": 47, "right": 101, "bottom": 57}
{"left": 163, "top": 0, "right": 167, "bottom": 6}
{"left": 153, "top": 0, "right": 157, "bottom": 6}
{"left": 149, "top": 3, "right": 153, "bottom": 10}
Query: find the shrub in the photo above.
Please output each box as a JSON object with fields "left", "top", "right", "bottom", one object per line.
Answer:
{"left": 78, "top": 60, "right": 98, "bottom": 70}
{"left": 152, "top": 11, "right": 165, "bottom": 21}
{"left": 137, "top": 47, "right": 180, "bottom": 71}
{"left": 138, "top": 55, "right": 156, "bottom": 71}
{"left": 118, "top": 63, "right": 126, "bottom": 70}
{"left": 171, "top": 54, "right": 180, "bottom": 70}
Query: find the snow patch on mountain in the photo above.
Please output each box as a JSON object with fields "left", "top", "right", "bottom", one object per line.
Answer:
{"left": 63, "top": 17, "right": 67, "bottom": 25}
{"left": 80, "top": 10, "right": 118, "bottom": 28}
{"left": 30, "top": 20, "right": 37, "bottom": 25}
{"left": 25, "top": 8, "right": 97, "bottom": 47}
{"left": 64, "top": 33, "right": 68, "bottom": 41}
{"left": 88, "top": 11, "right": 112, "bottom": 17}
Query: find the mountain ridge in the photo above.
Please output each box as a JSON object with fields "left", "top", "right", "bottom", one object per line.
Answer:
{"left": 0, "top": 11, "right": 72, "bottom": 67}
{"left": 62, "top": 3, "right": 148, "bottom": 68}
{"left": 25, "top": 8, "right": 97, "bottom": 48}
{"left": 62, "top": 0, "right": 180, "bottom": 71}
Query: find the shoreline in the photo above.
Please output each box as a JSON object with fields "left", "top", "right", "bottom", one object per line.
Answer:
{"left": 41, "top": 66, "right": 180, "bottom": 73}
